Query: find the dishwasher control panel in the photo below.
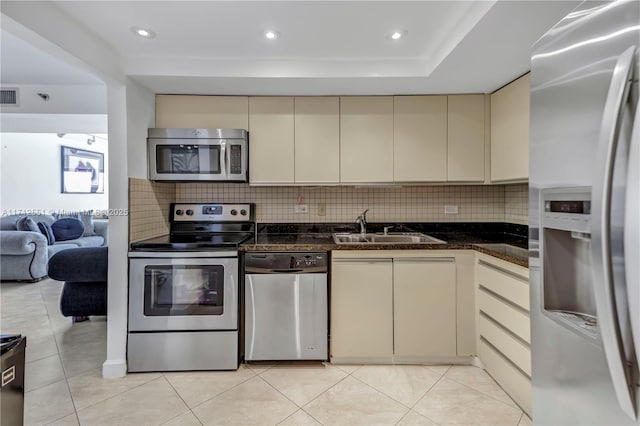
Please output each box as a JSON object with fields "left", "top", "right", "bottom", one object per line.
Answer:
{"left": 244, "top": 252, "right": 328, "bottom": 273}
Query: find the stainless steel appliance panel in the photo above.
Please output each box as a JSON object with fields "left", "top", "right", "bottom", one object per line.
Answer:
{"left": 530, "top": 1, "right": 639, "bottom": 424}
{"left": 148, "top": 128, "right": 248, "bottom": 182}
{"left": 127, "top": 331, "right": 238, "bottom": 372}
{"left": 129, "top": 257, "right": 238, "bottom": 331}
{"left": 245, "top": 273, "right": 328, "bottom": 361}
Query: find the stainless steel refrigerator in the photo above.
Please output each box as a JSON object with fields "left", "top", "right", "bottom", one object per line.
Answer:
{"left": 530, "top": 0, "right": 639, "bottom": 424}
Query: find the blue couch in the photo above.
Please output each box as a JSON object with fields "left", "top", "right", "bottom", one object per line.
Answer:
{"left": 0, "top": 214, "right": 108, "bottom": 281}
{"left": 48, "top": 246, "right": 108, "bottom": 320}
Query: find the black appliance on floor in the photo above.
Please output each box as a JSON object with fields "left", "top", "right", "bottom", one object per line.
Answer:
{"left": 1, "top": 334, "right": 26, "bottom": 426}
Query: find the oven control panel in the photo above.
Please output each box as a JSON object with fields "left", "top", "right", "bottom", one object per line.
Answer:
{"left": 172, "top": 203, "right": 253, "bottom": 222}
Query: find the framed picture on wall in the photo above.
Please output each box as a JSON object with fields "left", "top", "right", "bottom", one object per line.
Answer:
{"left": 61, "top": 146, "right": 105, "bottom": 194}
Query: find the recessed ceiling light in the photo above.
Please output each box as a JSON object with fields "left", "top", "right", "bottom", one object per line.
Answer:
{"left": 131, "top": 26, "right": 156, "bottom": 38}
{"left": 264, "top": 30, "right": 279, "bottom": 40}
{"left": 390, "top": 30, "right": 407, "bottom": 40}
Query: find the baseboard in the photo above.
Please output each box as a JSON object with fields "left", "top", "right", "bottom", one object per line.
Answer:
{"left": 102, "top": 359, "right": 127, "bottom": 378}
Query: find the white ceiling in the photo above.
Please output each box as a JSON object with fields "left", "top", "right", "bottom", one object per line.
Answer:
{"left": 3, "top": 1, "right": 581, "bottom": 95}
{"left": 0, "top": 29, "right": 102, "bottom": 85}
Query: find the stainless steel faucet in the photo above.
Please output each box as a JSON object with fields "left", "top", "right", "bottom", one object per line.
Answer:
{"left": 355, "top": 209, "right": 369, "bottom": 235}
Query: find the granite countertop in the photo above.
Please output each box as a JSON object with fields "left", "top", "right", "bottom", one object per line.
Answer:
{"left": 240, "top": 222, "right": 529, "bottom": 268}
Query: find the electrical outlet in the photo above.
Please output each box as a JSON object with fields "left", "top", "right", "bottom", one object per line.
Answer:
{"left": 317, "top": 203, "right": 326, "bottom": 216}
{"left": 444, "top": 205, "right": 459, "bottom": 214}
{"left": 294, "top": 204, "right": 308, "bottom": 214}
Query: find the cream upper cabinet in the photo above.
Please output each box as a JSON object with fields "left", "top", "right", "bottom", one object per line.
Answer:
{"left": 490, "top": 74, "right": 530, "bottom": 182}
{"left": 393, "top": 96, "right": 448, "bottom": 182}
{"left": 447, "top": 95, "right": 485, "bottom": 182}
{"left": 340, "top": 96, "right": 394, "bottom": 183}
{"left": 248, "top": 97, "right": 295, "bottom": 184}
{"left": 155, "top": 95, "right": 248, "bottom": 129}
{"left": 294, "top": 97, "right": 340, "bottom": 184}
{"left": 330, "top": 258, "right": 394, "bottom": 362}
{"left": 393, "top": 257, "right": 457, "bottom": 358}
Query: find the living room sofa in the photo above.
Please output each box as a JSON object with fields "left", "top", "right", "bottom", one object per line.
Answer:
{"left": 0, "top": 214, "right": 108, "bottom": 281}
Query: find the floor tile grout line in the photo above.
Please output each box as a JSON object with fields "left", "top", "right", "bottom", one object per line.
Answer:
{"left": 275, "top": 408, "right": 324, "bottom": 426}
{"left": 255, "top": 372, "right": 308, "bottom": 413}
{"left": 407, "top": 372, "right": 447, "bottom": 425}
{"left": 443, "top": 372, "right": 521, "bottom": 412}
{"left": 186, "top": 368, "right": 260, "bottom": 412}
{"left": 35, "top": 279, "right": 81, "bottom": 426}
{"left": 160, "top": 375, "right": 203, "bottom": 426}
{"left": 71, "top": 374, "right": 168, "bottom": 416}
{"left": 296, "top": 371, "right": 352, "bottom": 410}
{"left": 348, "top": 370, "right": 421, "bottom": 412}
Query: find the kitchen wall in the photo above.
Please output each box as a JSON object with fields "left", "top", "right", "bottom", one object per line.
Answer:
{"left": 129, "top": 178, "right": 175, "bottom": 242}
{"left": 176, "top": 183, "right": 506, "bottom": 223}
{"left": 1, "top": 132, "right": 109, "bottom": 213}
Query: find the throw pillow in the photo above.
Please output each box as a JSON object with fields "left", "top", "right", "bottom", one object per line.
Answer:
{"left": 51, "top": 218, "right": 85, "bottom": 241}
{"left": 16, "top": 216, "right": 39, "bottom": 232}
{"left": 37, "top": 222, "right": 56, "bottom": 245}
{"left": 79, "top": 211, "right": 97, "bottom": 237}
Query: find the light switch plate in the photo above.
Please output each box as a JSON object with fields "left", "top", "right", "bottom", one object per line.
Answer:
{"left": 294, "top": 204, "right": 308, "bottom": 214}
{"left": 317, "top": 203, "right": 326, "bottom": 216}
{"left": 444, "top": 205, "right": 459, "bottom": 214}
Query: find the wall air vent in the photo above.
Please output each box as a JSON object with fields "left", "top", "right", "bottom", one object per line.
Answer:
{"left": 0, "top": 88, "right": 19, "bottom": 106}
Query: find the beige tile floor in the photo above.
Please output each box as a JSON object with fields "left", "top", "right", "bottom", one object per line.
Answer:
{"left": 1, "top": 278, "right": 532, "bottom": 426}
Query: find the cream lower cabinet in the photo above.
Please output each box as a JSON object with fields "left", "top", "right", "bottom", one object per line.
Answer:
{"left": 393, "top": 257, "right": 457, "bottom": 359}
{"left": 330, "top": 252, "right": 457, "bottom": 363}
{"left": 475, "top": 254, "right": 532, "bottom": 416}
{"left": 330, "top": 258, "right": 394, "bottom": 362}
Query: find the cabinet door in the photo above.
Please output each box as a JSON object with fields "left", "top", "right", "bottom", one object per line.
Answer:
{"left": 331, "top": 259, "right": 393, "bottom": 361}
{"left": 491, "top": 74, "right": 530, "bottom": 182}
{"left": 393, "top": 96, "right": 447, "bottom": 182}
{"left": 448, "top": 95, "right": 485, "bottom": 182}
{"left": 294, "top": 97, "right": 340, "bottom": 184}
{"left": 248, "top": 97, "right": 295, "bottom": 184}
{"left": 340, "top": 97, "right": 394, "bottom": 183}
{"left": 393, "top": 258, "right": 457, "bottom": 357}
{"left": 155, "top": 95, "right": 248, "bottom": 129}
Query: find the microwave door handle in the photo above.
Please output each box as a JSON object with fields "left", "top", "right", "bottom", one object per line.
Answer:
{"left": 226, "top": 141, "right": 232, "bottom": 176}
{"left": 625, "top": 95, "right": 640, "bottom": 368}
{"left": 219, "top": 141, "right": 227, "bottom": 177}
{"left": 591, "top": 45, "right": 637, "bottom": 421}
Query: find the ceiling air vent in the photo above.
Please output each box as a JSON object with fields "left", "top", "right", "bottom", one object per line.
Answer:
{"left": 0, "top": 88, "right": 19, "bottom": 106}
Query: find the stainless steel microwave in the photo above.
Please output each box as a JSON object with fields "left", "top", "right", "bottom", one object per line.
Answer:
{"left": 148, "top": 128, "right": 248, "bottom": 182}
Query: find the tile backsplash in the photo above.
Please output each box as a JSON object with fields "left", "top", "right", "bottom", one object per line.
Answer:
{"left": 504, "top": 183, "right": 528, "bottom": 225}
{"left": 176, "top": 183, "right": 508, "bottom": 223}
{"left": 129, "top": 181, "right": 529, "bottom": 241}
{"left": 129, "top": 178, "right": 175, "bottom": 242}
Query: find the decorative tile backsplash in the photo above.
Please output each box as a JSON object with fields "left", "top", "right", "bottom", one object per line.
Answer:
{"left": 129, "top": 180, "right": 529, "bottom": 242}
{"left": 176, "top": 183, "right": 508, "bottom": 223}
{"left": 129, "top": 178, "right": 175, "bottom": 242}
{"left": 504, "top": 183, "right": 528, "bottom": 225}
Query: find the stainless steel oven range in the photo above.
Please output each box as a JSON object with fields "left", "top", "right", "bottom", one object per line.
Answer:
{"left": 128, "top": 203, "right": 254, "bottom": 372}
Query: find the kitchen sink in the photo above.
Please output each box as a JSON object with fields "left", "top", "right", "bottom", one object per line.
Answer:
{"left": 333, "top": 232, "right": 446, "bottom": 245}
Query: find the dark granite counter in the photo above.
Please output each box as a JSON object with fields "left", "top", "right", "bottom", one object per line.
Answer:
{"left": 240, "top": 222, "right": 529, "bottom": 268}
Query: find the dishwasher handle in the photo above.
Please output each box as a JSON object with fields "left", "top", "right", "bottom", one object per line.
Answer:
{"left": 244, "top": 267, "right": 327, "bottom": 274}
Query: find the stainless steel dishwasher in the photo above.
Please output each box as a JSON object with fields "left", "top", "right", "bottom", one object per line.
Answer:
{"left": 244, "top": 252, "right": 328, "bottom": 361}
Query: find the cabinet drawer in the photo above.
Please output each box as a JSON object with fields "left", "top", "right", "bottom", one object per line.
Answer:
{"left": 478, "top": 314, "right": 531, "bottom": 376}
{"left": 478, "top": 288, "right": 530, "bottom": 343}
{"left": 479, "top": 339, "right": 532, "bottom": 416}
{"left": 477, "top": 261, "right": 529, "bottom": 311}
